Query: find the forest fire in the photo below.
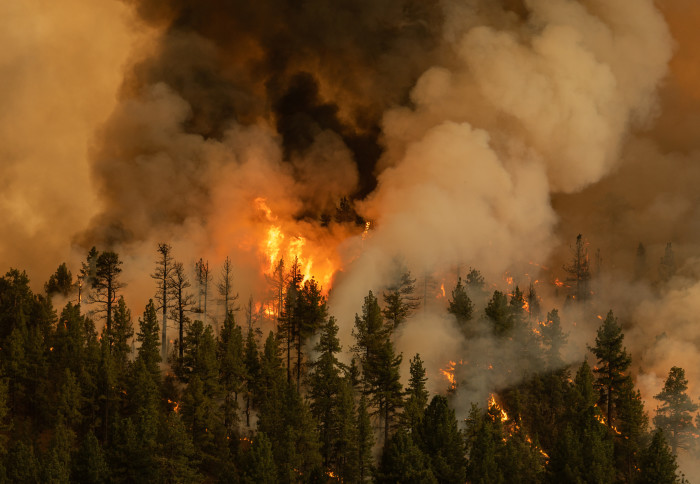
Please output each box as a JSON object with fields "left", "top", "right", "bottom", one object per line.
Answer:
{"left": 440, "top": 361, "right": 457, "bottom": 390}
{"left": 488, "top": 394, "right": 509, "bottom": 422}
{"left": 255, "top": 198, "right": 336, "bottom": 289}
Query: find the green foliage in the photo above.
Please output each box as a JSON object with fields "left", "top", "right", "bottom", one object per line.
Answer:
{"left": 71, "top": 430, "right": 109, "bottom": 484}
{"left": 654, "top": 366, "right": 699, "bottom": 454}
{"left": 382, "top": 270, "right": 420, "bottom": 330}
{"left": 136, "top": 299, "right": 162, "bottom": 382}
{"left": 590, "top": 310, "right": 632, "bottom": 429}
{"left": 241, "top": 432, "right": 277, "bottom": 484}
{"left": 639, "top": 430, "right": 681, "bottom": 484}
{"left": 403, "top": 354, "right": 429, "bottom": 434}
{"left": 418, "top": 395, "right": 466, "bottom": 483}
{"left": 485, "top": 290, "right": 511, "bottom": 336}
{"left": 45, "top": 263, "right": 73, "bottom": 298}
{"left": 376, "top": 429, "right": 437, "bottom": 484}
{"left": 447, "top": 278, "right": 473, "bottom": 335}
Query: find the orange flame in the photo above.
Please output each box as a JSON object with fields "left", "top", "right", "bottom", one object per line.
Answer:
{"left": 440, "top": 283, "right": 446, "bottom": 298}
{"left": 440, "top": 360, "right": 457, "bottom": 390}
{"left": 167, "top": 399, "right": 180, "bottom": 413}
{"left": 255, "top": 198, "right": 335, "bottom": 289}
{"left": 488, "top": 394, "right": 508, "bottom": 422}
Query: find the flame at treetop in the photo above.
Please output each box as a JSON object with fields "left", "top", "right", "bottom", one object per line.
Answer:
{"left": 254, "top": 198, "right": 337, "bottom": 290}
{"left": 488, "top": 393, "right": 509, "bottom": 422}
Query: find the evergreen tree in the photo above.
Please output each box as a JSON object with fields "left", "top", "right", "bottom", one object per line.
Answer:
{"left": 308, "top": 316, "right": 345, "bottom": 469}
{"left": 526, "top": 283, "right": 541, "bottom": 322}
{"left": 485, "top": 290, "right": 511, "bottom": 336}
{"left": 447, "top": 278, "right": 473, "bottom": 335}
{"left": 376, "top": 429, "right": 437, "bottom": 484}
{"left": 659, "top": 242, "right": 676, "bottom": 283}
{"left": 638, "top": 429, "right": 682, "bottom": 484}
{"left": 563, "top": 234, "right": 591, "bottom": 303}
{"left": 217, "top": 256, "right": 240, "bottom": 323}
{"left": 590, "top": 310, "right": 631, "bottom": 429}
{"left": 135, "top": 300, "right": 161, "bottom": 383}
{"left": 418, "top": 395, "right": 467, "bottom": 483}
{"left": 217, "top": 311, "right": 245, "bottom": 438}
{"left": 382, "top": 270, "right": 420, "bottom": 330}
{"left": 278, "top": 258, "right": 303, "bottom": 383}
{"left": 156, "top": 413, "right": 201, "bottom": 483}
{"left": 111, "top": 296, "right": 133, "bottom": 383}
{"left": 615, "top": 377, "right": 649, "bottom": 483}
{"left": 194, "top": 258, "right": 210, "bottom": 328}
{"left": 71, "top": 430, "right": 108, "bottom": 484}
{"left": 403, "top": 353, "right": 429, "bottom": 435}
{"left": 241, "top": 432, "right": 277, "bottom": 484}
{"left": 540, "top": 309, "right": 567, "bottom": 370}
{"left": 89, "top": 251, "right": 124, "bottom": 346}
{"left": 5, "top": 440, "right": 40, "bottom": 483}
{"left": 45, "top": 263, "right": 73, "bottom": 298}
{"left": 242, "top": 327, "right": 260, "bottom": 428}
{"left": 654, "top": 366, "right": 699, "bottom": 454}
{"left": 168, "top": 261, "right": 195, "bottom": 363}
{"left": 634, "top": 242, "right": 648, "bottom": 281}
{"left": 152, "top": 243, "right": 174, "bottom": 362}
{"left": 357, "top": 394, "right": 374, "bottom": 483}
{"left": 295, "top": 278, "right": 327, "bottom": 390}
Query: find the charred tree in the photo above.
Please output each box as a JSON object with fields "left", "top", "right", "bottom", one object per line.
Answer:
{"left": 217, "top": 256, "right": 239, "bottom": 324}
{"left": 195, "top": 258, "right": 210, "bottom": 329}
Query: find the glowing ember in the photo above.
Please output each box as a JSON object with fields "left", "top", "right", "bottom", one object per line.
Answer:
{"left": 554, "top": 278, "right": 565, "bottom": 287}
{"left": 362, "top": 220, "right": 371, "bottom": 240}
{"left": 167, "top": 399, "right": 180, "bottom": 413}
{"left": 440, "top": 283, "right": 446, "bottom": 298}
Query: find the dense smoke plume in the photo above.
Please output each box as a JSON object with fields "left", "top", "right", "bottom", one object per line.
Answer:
{"left": 6, "top": 0, "right": 700, "bottom": 476}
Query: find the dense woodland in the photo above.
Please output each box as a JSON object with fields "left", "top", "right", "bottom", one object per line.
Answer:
{"left": 0, "top": 237, "right": 693, "bottom": 483}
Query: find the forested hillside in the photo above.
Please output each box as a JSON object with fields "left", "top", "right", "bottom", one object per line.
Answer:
{"left": 0, "top": 243, "right": 692, "bottom": 483}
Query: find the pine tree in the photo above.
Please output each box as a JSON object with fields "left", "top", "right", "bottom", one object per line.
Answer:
{"left": 278, "top": 258, "right": 303, "bottom": 383}
{"left": 218, "top": 311, "right": 245, "bottom": 438}
{"left": 540, "top": 309, "right": 567, "bottom": 370}
{"left": 194, "top": 258, "right": 210, "bottom": 328}
{"left": 89, "top": 251, "right": 124, "bottom": 348}
{"left": 376, "top": 429, "right": 437, "bottom": 484}
{"left": 634, "top": 243, "right": 647, "bottom": 281}
{"left": 156, "top": 413, "right": 201, "bottom": 483}
{"left": 526, "top": 283, "right": 541, "bottom": 322}
{"left": 308, "top": 316, "right": 345, "bottom": 469}
{"left": 71, "top": 430, "right": 108, "bottom": 484}
{"left": 654, "top": 366, "right": 698, "bottom": 454}
{"left": 241, "top": 432, "right": 277, "bottom": 484}
{"left": 152, "top": 243, "right": 174, "bottom": 361}
{"left": 382, "top": 270, "right": 420, "bottom": 330}
{"left": 111, "top": 296, "right": 133, "bottom": 383}
{"left": 135, "top": 300, "right": 161, "bottom": 382}
{"left": 168, "top": 262, "right": 194, "bottom": 363}
{"left": 418, "top": 395, "right": 467, "bottom": 483}
{"left": 218, "top": 256, "right": 240, "bottom": 321}
{"left": 563, "top": 234, "right": 591, "bottom": 303}
{"left": 45, "top": 263, "right": 73, "bottom": 298}
{"left": 659, "top": 242, "right": 676, "bottom": 283}
{"left": 447, "top": 278, "right": 473, "bottom": 336}
{"left": 403, "top": 353, "right": 429, "bottom": 435}
{"left": 295, "top": 278, "right": 327, "bottom": 390}
{"left": 242, "top": 327, "right": 260, "bottom": 428}
{"left": 590, "top": 310, "right": 632, "bottom": 429}
{"left": 615, "top": 377, "right": 649, "bottom": 483}
{"left": 638, "top": 430, "right": 682, "bottom": 484}
{"left": 357, "top": 394, "right": 374, "bottom": 483}
{"left": 485, "top": 290, "right": 511, "bottom": 336}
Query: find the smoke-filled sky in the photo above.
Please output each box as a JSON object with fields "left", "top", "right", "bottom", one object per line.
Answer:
{"left": 4, "top": 0, "right": 700, "bottom": 472}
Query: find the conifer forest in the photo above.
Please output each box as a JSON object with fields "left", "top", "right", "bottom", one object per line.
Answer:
{"left": 3, "top": 0, "right": 700, "bottom": 482}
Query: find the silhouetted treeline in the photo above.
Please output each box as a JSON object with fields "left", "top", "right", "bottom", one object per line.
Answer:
{"left": 0, "top": 249, "right": 692, "bottom": 483}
